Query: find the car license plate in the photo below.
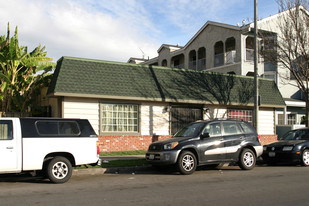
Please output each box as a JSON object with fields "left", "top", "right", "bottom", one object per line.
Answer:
{"left": 149, "top": 154, "right": 155, "bottom": 160}
{"left": 269, "top": 152, "right": 275, "bottom": 157}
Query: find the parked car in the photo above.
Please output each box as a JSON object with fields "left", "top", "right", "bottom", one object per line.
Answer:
{"left": 146, "top": 119, "right": 263, "bottom": 175}
{"left": 262, "top": 128, "right": 309, "bottom": 166}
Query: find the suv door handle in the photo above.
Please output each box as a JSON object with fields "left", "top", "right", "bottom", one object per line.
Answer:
{"left": 6, "top": 147, "right": 13, "bottom": 149}
{"left": 239, "top": 136, "right": 245, "bottom": 140}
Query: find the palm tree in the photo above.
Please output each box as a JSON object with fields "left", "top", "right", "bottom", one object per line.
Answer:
{"left": 0, "top": 23, "right": 55, "bottom": 116}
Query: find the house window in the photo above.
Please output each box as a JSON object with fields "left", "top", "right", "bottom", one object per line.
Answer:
{"left": 228, "top": 109, "right": 252, "bottom": 123}
{"left": 245, "top": 37, "right": 254, "bottom": 61}
{"left": 100, "top": 103, "right": 139, "bottom": 133}
{"left": 277, "top": 113, "right": 296, "bottom": 125}
{"left": 214, "top": 41, "right": 224, "bottom": 67}
{"left": 277, "top": 114, "right": 284, "bottom": 125}
{"left": 287, "top": 114, "right": 296, "bottom": 125}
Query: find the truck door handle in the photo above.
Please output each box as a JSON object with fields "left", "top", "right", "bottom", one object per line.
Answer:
{"left": 6, "top": 147, "right": 13, "bottom": 149}
{"left": 239, "top": 136, "right": 245, "bottom": 140}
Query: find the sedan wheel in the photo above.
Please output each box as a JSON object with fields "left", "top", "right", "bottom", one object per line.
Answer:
{"left": 177, "top": 151, "right": 197, "bottom": 175}
{"left": 238, "top": 148, "right": 256, "bottom": 170}
{"left": 301, "top": 149, "right": 309, "bottom": 166}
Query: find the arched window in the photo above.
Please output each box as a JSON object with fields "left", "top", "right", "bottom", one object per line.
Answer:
{"left": 225, "top": 37, "right": 236, "bottom": 64}
{"left": 171, "top": 54, "right": 184, "bottom": 69}
{"left": 189, "top": 50, "right": 196, "bottom": 70}
{"left": 198, "top": 47, "right": 206, "bottom": 70}
{"left": 214, "top": 41, "right": 224, "bottom": 67}
{"left": 246, "top": 37, "right": 254, "bottom": 61}
{"left": 162, "top": 59, "right": 167, "bottom": 67}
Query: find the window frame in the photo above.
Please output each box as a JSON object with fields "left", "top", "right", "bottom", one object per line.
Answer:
{"left": 228, "top": 109, "right": 253, "bottom": 124}
{"left": 222, "top": 121, "right": 242, "bottom": 136}
{"left": 100, "top": 103, "right": 140, "bottom": 134}
{"left": 203, "top": 122, "right": 222, "bottom": 137}
{"left": 0, "top": 120, "right": 13, "bottom": 140}
{"left": 35, "top": 120, "right": 81, "bottom": 137}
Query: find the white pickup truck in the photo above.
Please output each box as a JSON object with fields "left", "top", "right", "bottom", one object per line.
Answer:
{"left": 0, "top": 117, "right": 100, "bottom": 183}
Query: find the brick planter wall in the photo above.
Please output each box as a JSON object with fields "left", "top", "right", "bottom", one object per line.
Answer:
{"left": 98, "top": 135, "right": 172, "bottom": 152}
{"left": 259, "top": 134, "right": 278, "bottom": 145}
{"left": 98, "top": 134, "right": 278, "bottom": 152}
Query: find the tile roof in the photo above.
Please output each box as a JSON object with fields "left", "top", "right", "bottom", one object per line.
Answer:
{"left": 48, "top": 56, "right": 285, "bottom": 107}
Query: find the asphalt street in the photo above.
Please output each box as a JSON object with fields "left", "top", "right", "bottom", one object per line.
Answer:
{"left": 1, "top": 165, "right": 309, "bottom": 206}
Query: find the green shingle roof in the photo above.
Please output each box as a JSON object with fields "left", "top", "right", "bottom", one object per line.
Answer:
{"left": 48, "top": 56, "right": 285, "bottom": 107}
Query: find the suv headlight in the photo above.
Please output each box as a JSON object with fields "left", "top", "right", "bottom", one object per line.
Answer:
{"left": 163, "top": 142, "right": 179, "bottom": 150}
{"left": 282, "top": 146, "right": 294, "bottom": 151}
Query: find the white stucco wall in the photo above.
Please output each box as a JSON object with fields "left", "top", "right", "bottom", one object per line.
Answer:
{"left": 204, "top": 105, "right": 227, "bottom": 120}
{"left": 62, "top": 97, "right": 100, "bottom": 134}
{"left": 256, "top": 12, "right": 303, "bottom": 99}
{"left": 258, "top": 108, "right": 275, "bottom": 135}
{"left": 60, "top": 97, "right": 276, "bottom": 136}
{"left": 140, "top": 103, "right": 169, "bottom": 135}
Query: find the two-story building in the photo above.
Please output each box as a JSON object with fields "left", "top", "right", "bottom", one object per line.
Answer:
{"left": 131, "top": 10, "right": 306, "bottom": 129}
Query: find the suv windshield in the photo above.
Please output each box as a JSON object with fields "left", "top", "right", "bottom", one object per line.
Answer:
{"left": 174, "top": 122, "right": 206, "bottom": 138}
{"left": 280, "top": 129, "right": 309, "bottom": 140}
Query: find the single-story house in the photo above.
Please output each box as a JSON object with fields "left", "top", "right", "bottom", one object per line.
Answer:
{"left": 47, "top": 56, "right": 285, "bottom": 152}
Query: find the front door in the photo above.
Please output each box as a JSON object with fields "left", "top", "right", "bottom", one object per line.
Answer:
{"left": 0, "top": 120, "right": 18, "bottom": 172}
{"left": 171, "top": 106, "right": 202, "bottom": 135}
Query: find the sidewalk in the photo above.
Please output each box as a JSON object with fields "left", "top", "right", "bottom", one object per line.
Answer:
{"left": 72, "top": 155, "right": 149, "bottom": 176}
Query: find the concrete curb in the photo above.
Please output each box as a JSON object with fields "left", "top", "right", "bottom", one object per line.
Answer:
{"left": 73, "top": 168, "right": 107, "bottom": 176}
{"left": 72, "top": 166, "right": 153, "bottom": 176}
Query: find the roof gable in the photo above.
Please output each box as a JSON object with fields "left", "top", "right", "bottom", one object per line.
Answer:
{"left": 48, "top": 56, "right": 285, "bottom": 107}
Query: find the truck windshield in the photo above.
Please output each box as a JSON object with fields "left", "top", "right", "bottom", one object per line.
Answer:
{"left": 174, "top": 122, "right": 205, "bottom": 138}
{"left": 280, "top": 129, "right": 309, "bottom": 140}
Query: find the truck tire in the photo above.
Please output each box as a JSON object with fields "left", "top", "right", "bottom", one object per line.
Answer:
{"left": 46, "top": 156, "right": 72, "bottom": 184}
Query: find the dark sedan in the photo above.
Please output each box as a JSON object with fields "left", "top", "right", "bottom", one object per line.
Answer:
{"left": 262, "top": 128, "right": 309, "bottom": 166}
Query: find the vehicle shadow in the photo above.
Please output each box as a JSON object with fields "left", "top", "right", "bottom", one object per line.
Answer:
{"left": 104, "top": 164, "right": 245, "bottom": 176}
{"left": 0, "top": 173, "right": 51, "bottom": 184}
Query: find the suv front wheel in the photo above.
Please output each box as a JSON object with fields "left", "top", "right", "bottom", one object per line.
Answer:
{"left": 177, "top": 151, "right": 197, "bottom": 175}
{"left": 238, "top": 148, "right": 256, "bottom": 170}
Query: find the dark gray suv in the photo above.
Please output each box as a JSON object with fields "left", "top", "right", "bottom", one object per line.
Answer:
{"left": 146, "top": 119, "right": 263, "bottom": 175}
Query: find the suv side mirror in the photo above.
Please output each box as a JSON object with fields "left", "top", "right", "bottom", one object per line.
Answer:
{"left": 201, "top": 132, "right": 210, "bottom": 139}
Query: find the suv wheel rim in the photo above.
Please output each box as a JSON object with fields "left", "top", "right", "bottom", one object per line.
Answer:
{"left": 182, "top": 155, "right": 194, "bottom": 171}
{"left": 303, "top": 151, "right": 309, "bottom": 165}
{"left": 52, "top": 161, "right": 68, "bottom": 179}
{"left": 243, "top": 151, "right": 254, "bottom": 167}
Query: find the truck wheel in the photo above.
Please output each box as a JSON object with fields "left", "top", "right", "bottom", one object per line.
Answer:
{"left": 46, "top": 156, "right": 72, "bottom": 183}
{"left": 177, "top": 151, "right": 197, "bottom": 175}
{"left": 238, "top": 148, "right": 256, "bottom": 170}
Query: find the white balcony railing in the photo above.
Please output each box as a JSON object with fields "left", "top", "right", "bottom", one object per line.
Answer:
{"left": 226, "top": 50, "right": 236, "bottom": 64}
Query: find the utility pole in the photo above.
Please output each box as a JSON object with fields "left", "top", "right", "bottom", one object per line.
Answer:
{"left": 254, "top": 0, "right": 259, "bottom": 131}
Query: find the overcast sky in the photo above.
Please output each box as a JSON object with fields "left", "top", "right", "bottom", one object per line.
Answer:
{"left": 0, "top": 0, "right": 279, "bottom": 63}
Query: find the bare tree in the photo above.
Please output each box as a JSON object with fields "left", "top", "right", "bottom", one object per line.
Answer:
{"left": 261, "top": 0, "right": 309, "bottom": 126}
